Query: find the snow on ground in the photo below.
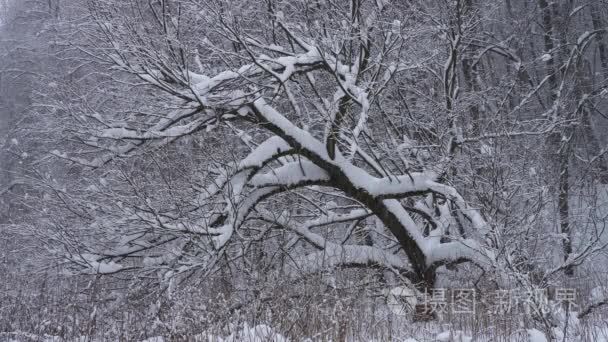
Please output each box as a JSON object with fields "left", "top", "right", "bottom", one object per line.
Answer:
{"left": 436, "top": 330, "right": 472, "bottom": 341}
{"left": 5, "top": 322, "right": 608, "bottom": 341}
{"left": 140, "top": 324, "right": 287, "bottom": 342}
{"left": 527, "top": 329, "right": 548, "bottom": 342}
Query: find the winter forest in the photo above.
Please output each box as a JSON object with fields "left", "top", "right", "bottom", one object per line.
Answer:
{"left": 1, "top": 0, "right": 608, "bottom": 341}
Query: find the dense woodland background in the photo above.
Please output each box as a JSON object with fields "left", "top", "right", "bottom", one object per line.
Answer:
{"left": 2, "top": 0, "right": 608, "bottom": 340}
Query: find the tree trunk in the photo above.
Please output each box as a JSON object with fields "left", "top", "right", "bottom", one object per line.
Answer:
{"left": 538, "top": 0, "right": 573, "bottom": 274}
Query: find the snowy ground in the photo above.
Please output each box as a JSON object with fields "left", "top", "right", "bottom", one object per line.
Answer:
{"left": 3, "top": 323, "right": 608, "bottom": 342}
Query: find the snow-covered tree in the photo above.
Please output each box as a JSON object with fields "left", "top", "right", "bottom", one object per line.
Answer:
{"left": 35, "top": 0, "right": 502, "bottom": 292}
{"left": 4, "top": 0, "right": 608, "bottom": 339}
